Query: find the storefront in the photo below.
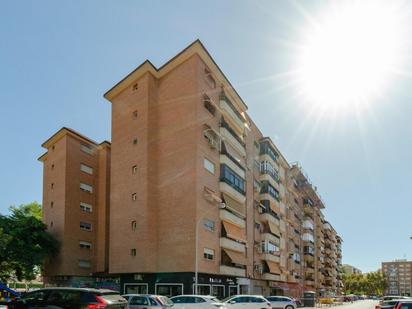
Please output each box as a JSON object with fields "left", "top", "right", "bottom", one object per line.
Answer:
{"left": 120, "top": 272, "right": 246, "bottom": 299}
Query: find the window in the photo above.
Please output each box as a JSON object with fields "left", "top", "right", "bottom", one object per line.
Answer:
{"left": 80, "top": 144, "right": 93, "bottom": 155}
{"left": 51, "top": 164, "right": 55, "bottom": 170}
{"left": 131, "top": 248, "right": 137, "bottom": 256}
{"left": 80, "top": 221, "right": 92, "bottom": 231}
{"left": 133, "top": 110, "right": 138, "bottom": 118}
{"left": 203, "top": 219, "right": 215, "bottom": 232}
{"left": 51, "top": 201, "right": 54, "bottom": 208}
{"left": 80, "top": 164, "right": 93, "bottom": 175}
{"left": 131, "top": 221, "right": 137, "bottom": 230}
{"left": 260, "top": 181, "right": 280, "bottom": 201}
{"left": 133, "top": 138, "right": 138, "bottom": 145}
{"left": 78, "top": 260, "right": 91, "bottom": 268}
{"left": 80, "top": 183, "right": 93, "bottom": 193}
{"left": 132, "top": 193, "right": 137, "bottom": 201}
{"left": 50, "top": 221, "right": 53, "bottom": 228}
{"left": 203, "top": 95, "right": 215, "bottom": 115}
{"left": 51, "top": 183, "right": 54, "bottom": 189}
{"left": 132, "top": 165, "right": 138, "bottom": 174}
{"left": 52, "top": 145, "right": 55, "bottom": 151}
{"left": 79, "top": 241, "right": 92, "bottom": 249}
{"left": 205, "top": 68, "right": 216, "bottom": 88}
{"left": 260, "top": 160, "right": 280, "bottom": 182}
{"left": 204, "top": 158, "right": 215, "bottom": 174}
{"left": 204, "top": 248, "right": 214, "bottom": 260}
{"left": 132, "top": 83, "right": 138, "bottom": 91}
{"left": 220, "top": 164, "right": 245, "bottom": 194}
{"left": 80, "top": 202, "right": 92, "bottom": 213}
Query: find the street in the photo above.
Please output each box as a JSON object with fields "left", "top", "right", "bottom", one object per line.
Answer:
{"left": 303, "top": 301, "right": 378, "bottom": 309}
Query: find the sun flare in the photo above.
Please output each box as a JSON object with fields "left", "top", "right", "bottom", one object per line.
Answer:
{"left": 294, "top": 1, "right": 409, "bottom": 114}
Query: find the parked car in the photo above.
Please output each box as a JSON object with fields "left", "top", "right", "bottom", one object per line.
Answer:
{"left": 376, "top": 300, "right": 412, "bottom": 309}
{"left": 377, "top": 297, "right": 412, "bottom": 309}
{"left": 394, "top": 299, "right": 412, "bottom": 309}
{"left": 266, "top": 296, "right": 296, "bottom": 309}
{"left": 8, "top": 287, "right": 127, "bottom": 309}
{"left": 121, "top": 294, "right": 174, "bottom": 309}
{"left": 170, "top": 295, "right": 225, "bottom": 308}
{"left": 223, "top": 295, "right": 271, "bottom": 309}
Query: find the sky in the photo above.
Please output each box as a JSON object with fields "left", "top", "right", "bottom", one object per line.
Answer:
{"left": 1, "top": 0, "right": 412, "bottom": 273}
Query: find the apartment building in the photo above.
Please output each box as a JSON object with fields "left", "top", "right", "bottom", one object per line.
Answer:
{"left": 342, "top": 264, "right": 362, "bottom": 275}
{"left": 40, "top": 40, "right": 342, "bottom": 298}
{"left": 382, "top": 260, "right": 412, "bottom": 296}
{"left": 39, "top": 128, "right": 111, "bottom": 287}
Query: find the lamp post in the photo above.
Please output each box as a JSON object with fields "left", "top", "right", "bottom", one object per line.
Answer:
{"left": 194, "top": 202, "right": 226, "bottom": 295}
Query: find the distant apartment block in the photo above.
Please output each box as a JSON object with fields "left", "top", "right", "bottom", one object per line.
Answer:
{"left": 342, "top": 264, "right": 362, "bottom": 275}
{"left": 382, "top": 260, "right": 412, "bottom": 296}
{"left": 39, "top": 40, "right": 343, "bottom": 298}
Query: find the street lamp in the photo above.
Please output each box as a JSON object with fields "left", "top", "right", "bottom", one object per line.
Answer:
{"left": 194, "top": 202, "right": 226, "bottom": 295}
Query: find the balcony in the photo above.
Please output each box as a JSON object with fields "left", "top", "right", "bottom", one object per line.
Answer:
{"left": 220, "top": 265, "right": 246, "bottom": 277}
{"left": 220, "top": 118, "right": 246, "bottom": 156}
{"left": 220, "top": 237, "right": 246, "bottom": 253}
{"left": 263, "top": 273, "right": 281, "bottom": 281}
{"left": 220, "top": 209, "right": 245, "bottom": 228}
{"left": 220, "top": 154, "right": 245, "bottom": 179}
{"left": 263, "top": 253, "right": 281, "bottom": 263}
{"left": 220, "top": 95, "right": 245, "bottom": 133}
{"left": 305, "top": 280, "right": 315, "bottom": 286}
{"left": 262, "top": 233, "right": 281, "bottom": 245}
{"left": 260, "top": 212, "right": 280, "bottom": 226}
{"left": 288, "top": 275, "right": 299, "bottom": 283}
{"left": 220, "top": 182, "right": 245, "bottom": 204}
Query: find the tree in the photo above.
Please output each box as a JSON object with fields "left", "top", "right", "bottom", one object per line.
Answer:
{"left": 342, "top": 271, "right": 386, "bottom": 296}
{"left": 0, "top": 202, "right": 59, "bottom": 282}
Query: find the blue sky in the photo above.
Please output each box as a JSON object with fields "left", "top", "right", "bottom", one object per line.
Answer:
{"left": 1, "top": 0, "right": 412, "bottom": 272}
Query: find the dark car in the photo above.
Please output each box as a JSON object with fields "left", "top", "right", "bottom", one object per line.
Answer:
{"left": 8, "top": 287, "right": 127, "bottom": 309}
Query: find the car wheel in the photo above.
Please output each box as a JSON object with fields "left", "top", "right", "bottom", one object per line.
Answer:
{"left": 285, "top": 305, "right": 294, "bottom": 309}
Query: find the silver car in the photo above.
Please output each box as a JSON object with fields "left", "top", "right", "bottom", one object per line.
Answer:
{"left": 266, "top": 296, "right": 296, "bottom": 309}
{"left": 122, "top": 294, "right": 174, "bottom": 309}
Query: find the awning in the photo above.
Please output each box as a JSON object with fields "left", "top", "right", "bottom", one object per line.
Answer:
{"left": 223, "top": 249, "right": 248, "bottom": 265}
{"left": 222, "top": 221, "right": 247, "bottom": 243}
{"left": 268, "top": 221, "right": 280, "bottom": 237}
{"left": 269, "top": 201, "right": 279, "bottom": 213}
{"left": 266, "top": 261, "right": 282, "bottom": 274}
{"left": 222, "top": 193, "right": 245, "bottom": 216}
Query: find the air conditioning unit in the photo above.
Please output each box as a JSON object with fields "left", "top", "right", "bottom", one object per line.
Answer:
{"left": 258, "top": 207, "right": 264, "bottom": 214}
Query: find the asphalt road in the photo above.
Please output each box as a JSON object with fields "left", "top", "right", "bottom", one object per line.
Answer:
{"left": 303, "top": 300, "right": 378, "bottom": 309}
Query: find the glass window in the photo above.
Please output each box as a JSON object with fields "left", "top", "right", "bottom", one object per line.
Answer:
{"left": 130, "top": 296, "right": 149, "bottom": 306}
{"left": 80, "top": 183, "right": 93, "bottom": 193}
{"left": 203, "top": 219, "right": 215, "bottom": 232}
{"left": 220, "top": 164, "right": 245, "bottom": 194}
{"left": 204, "top": 248, "right": 215, "bottom": 260}
{"left": 80, "top": 202, "right": 92, "bottom": 213}
{"left": 204, "top": 158, "right": 215, "bottom": 174}
{"left": 80, "top": 221, "right": 92, "bottom": 231}
{"left": 80, "top": 144, "right": 93, "bottom": 155}
{"left": 78, "top": 260, "right": 91, "bottom": 268}
{"left": 80, "top": 164, "right": 93, "bottom": 175}
{"left": 79, "top": 241, "right": 92, "bottom": 249}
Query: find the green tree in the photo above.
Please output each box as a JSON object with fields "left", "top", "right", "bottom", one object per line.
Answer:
{"left": 0, "top": 202, "right": 59, "bottom": 282}
{"left": 342, "top": 271, "right": 386, "bottom": 296}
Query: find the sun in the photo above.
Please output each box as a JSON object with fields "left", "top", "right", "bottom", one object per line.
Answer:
{"left": 294, "top": 0, "right": 409, "bottom": 115}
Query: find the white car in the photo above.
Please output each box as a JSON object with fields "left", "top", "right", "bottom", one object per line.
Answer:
{"left": 266, "top": 296, "right": 296, "bottom": 309}
{"left": 223, "top": 295, "right": 271, "bottom": 309}
{"left": 170, "top": 295, "right": 226, "bottom": 308}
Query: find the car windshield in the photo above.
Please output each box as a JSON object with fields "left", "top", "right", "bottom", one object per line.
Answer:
{"left": 222, "top": 296, "right": 234, "bottom": 303}
{"left": 158, "top": 296, "right": 174, "bottom": 306}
